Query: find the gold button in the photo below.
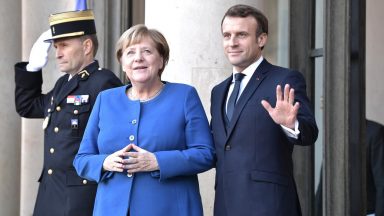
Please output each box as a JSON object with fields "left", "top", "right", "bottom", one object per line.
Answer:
{"left": 129, "top": 135, "right": 135, "bottom": 141}
{"left": 47, "top": 169, "right": 53, "bottom": 175}
{"left": 54, "top": 127, "right": 59, "bottom": 133}
{"left": 73, "top": 110, "right": 79, "bottom": 115}
{"left": 127, "top": 173, "right": 133, "bottom": 177}
{"left": 50, "top": 148, "right": 54, "bottom": 154}
{"left": 56, "top": 106, "right": 61, "bottom": 112}
{"left": 82, "top": 179, "right": 88, "bottom": 184}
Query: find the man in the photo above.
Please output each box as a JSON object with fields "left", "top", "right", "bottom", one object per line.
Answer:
{"left": 315, "top": 119, "right": 384, "bottom": 216}
{"left": 14, "top": 10, "right": 122, "bottom": 216}
{"left": 210, "top": 4, "right": 318, "bottom": 216}
{"left": 366, "top": 119, "right": 384, "bottom": 216}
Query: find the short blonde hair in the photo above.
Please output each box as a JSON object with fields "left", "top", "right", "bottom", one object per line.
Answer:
{"left": 116, "top": 24, "right": 170, "bottom": 76}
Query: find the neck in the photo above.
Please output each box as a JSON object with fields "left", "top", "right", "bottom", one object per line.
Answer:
{"left": 129, "top": 80, "right": 164, "bottom": 102}
{"left": 67, "top": 58, "right": 94, "bottom": 76}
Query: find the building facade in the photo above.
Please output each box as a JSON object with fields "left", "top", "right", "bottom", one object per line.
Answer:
{"left": 0, "top": 0, "right": 383, "bottom": 215}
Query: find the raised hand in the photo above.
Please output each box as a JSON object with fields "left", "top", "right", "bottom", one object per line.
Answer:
{"left": 26, "top": 29, "right": 52, "bottom": 71}
{"left": 261, "top": 84, "right": 300, "bottom": 129}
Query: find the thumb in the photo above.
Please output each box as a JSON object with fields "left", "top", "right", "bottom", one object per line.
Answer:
{"left": 261, "top": 100, "right": 273, "bottom": 113}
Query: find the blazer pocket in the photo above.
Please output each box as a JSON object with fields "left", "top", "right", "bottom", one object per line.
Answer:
{"left": 251, "top": 170, "right": 289, "bottom": 186}
{"left": 66, "top": 169, "right": 97, "bottom": 186}
{"left": 66, "top": 103, "right": 91, "bottom": 115}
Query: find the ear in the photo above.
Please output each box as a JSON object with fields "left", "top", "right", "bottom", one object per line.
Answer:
{"left": 257, "top": 33, "right": 268, "bottom": 48}
{"left": 159, "top": 57, "right": 164, "bottom": 70}
{"left": 82, "top": 38, "right": 93, "bottom": 56}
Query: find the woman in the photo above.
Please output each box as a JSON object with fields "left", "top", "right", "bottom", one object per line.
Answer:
{"left": 73, "top": 24, "right": 215, "bottom": 216}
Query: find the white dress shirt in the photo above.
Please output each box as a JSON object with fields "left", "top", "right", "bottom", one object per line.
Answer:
{"left": 226, "top": 56, "right": 300, "bottom": 139}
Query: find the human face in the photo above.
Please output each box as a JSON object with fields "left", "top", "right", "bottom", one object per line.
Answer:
{"left": 222, "top": 16, "right": 267, "bottom": 72}
{"left": 120, "top": 37, "right": 163, "bottom": 85}
{"left": 54, "top": 37, "right": 88, "bottom": 75}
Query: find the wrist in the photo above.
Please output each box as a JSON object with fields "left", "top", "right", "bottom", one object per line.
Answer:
{"left": 26, "top": 63, "right": 41, "bottom": 72}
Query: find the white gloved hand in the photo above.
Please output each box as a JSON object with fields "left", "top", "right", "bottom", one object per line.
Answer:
{"left": 26, "top": 29, "right": 52, "bottom": 72}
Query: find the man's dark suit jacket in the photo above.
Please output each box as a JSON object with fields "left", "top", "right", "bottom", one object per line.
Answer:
{"left": 366, "top": 119, "right": 384, "bottom": 216}
{"left": 210, "top": 59, "right": 318, "bottom": 216}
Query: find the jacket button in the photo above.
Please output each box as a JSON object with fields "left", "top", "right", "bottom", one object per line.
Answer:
{"left": 129, "top": 135, "right": 135, "bottom": 141}
{"left": 73, "top": 110, "right": 79, "bottom": 115}
{"left": 56, "top": 106, "right": 61, "bottom": 112}
{"left": 54, "top": 127, "right": 59, "bottom": 133}
{"left": 47, "top": 169, "right": 53, "bottom": 175}
{"left": 225, "top": 145, "right": 231, "bottom": 151}
{"left": 127, "top": 173, "right": 133, "bottom": 177}
{"left": 50, "top": 148, "right": 54, "bottom": 154}
{"left": 82, "top": 179, "right": 88, "bottom": 184}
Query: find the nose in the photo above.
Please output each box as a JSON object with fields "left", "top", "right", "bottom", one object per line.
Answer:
{"left": 229, "top": 36, "right": 238, "bottom": 46}
{"left": 133, "top": 51, "right": 143, "bottom": 62}
{"left": 55, "top": 47, "right": 62, "bottom": 59}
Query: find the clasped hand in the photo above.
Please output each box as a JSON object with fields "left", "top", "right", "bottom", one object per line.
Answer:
{"left": 103, "top": 144, "right": 159, "bottom": 174}
{"left": 261, "top": 84, "right": 299, "bottom": 129}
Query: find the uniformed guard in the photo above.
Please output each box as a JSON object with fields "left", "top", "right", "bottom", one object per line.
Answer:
{"left": 14, "top": 10, "right": 123, "bottom": 216}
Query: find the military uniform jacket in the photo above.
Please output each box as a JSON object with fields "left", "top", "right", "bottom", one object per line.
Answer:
{"left": 14, "top": 60, "right": 122, "bottom": 216}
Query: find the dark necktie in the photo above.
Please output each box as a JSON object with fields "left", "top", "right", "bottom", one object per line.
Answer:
{"left": 226, "top": 73, "right": 245, "bottom": 121}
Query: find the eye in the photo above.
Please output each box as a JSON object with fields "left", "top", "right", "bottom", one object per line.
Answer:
{"left": 238, "top": 32, "right": 248, "bottom": 38}
{"left": 223, "top": 33, "right": 231, "bottom": 40}
{"left": 126, "top": 50, "right": 135, "bottom": 56}
{"left": 143, "top": 49, "right": 152, "bottom": 54}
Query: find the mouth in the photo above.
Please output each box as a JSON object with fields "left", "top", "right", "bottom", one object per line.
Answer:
{"left": 228, "top": 50, "right": 242, "bottom": 55}
{"left": 133, "top": 66, "right": 148, "bottom": 70}
{"left": 57, "top": 61, "right": 67, "bottom": 65}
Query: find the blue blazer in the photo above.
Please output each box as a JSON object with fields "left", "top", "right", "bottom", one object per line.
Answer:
{"left": 74, "top": 83, "right": 215, "bottom": 216}
{"left": 211, "top": 59, "right": 318, "bottom": 216}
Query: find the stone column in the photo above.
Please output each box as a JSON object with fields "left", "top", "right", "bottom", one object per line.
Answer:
{"left": 144, "top": 1, "right": 278, "bottom": 214}
{"left": 324, "top": 0, "right": 366, "bottom": 215}
{"left": 20, "top": 1, "right": 73, "bottom": 215}
{"left": 0, "top": 2, "right": 21, "bottom": 216}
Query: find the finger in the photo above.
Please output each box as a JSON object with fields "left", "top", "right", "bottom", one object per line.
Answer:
{"left": 125, "top": 163, "right": 140, "bottom": 170}
{"left": 120, "top": 144, "right": 133, "bottom": 153}
{"left": 261, "top": 100, "right": 273, "bottom": 113}
{"left": 276, "top": 85, "right": 282, "bottom": 101}
{"left": 131, "top": 144, "right": 147, "bottom": 153}
{"left": 113, "top": 156, "right": 124, "bottom": 164}
{"left": 112, "top": 165, "right": 124, "bottom": 172}
{"left": 284, "top": 84, "right": 290, "bottom": 102}
{"left": 124, "top": 151, "right": 138, "bottom": 158}
{"left": 289, "top": 88, "right": 295, "bottom": 105}
{"left": 123, "top": 157, "right": 138, "bottom": 164}
{"left": 293, "top": 102, "right": 300, "bottom": 114}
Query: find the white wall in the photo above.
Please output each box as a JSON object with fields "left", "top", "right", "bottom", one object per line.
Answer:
{"left": 366, "top": 0, "right": 384, "bottom": 124}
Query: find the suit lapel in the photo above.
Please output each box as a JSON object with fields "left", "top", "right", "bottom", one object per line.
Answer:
{"left": 225, "top": 59, "right": 272, "bottom": 142}
{"left": 55, "top": 75, "right": 80, "bottom": 105}
{"left": 54, "top": 61, "right": 98, "bottom": 105}
{"left": 214, "top": 76, "right": 232, "bottom": 136}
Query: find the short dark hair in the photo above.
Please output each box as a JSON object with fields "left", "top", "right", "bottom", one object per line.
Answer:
{"left": 80, "top": 34, "right": 99, "bottom": 57}
{"left": 221, "top": 4, "right": 268, "bottom": 37}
